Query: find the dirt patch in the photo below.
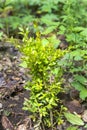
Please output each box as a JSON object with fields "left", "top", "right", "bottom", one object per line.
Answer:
{"left": 0, "top": 90, "right": 30, "bottom": 129}
{"left": 0, "top": 43, "right": 31, "bottom": 129}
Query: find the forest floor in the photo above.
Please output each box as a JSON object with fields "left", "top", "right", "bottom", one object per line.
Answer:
{"left": 0, "top": 42, "right": 87, "bottom": 130}
{"left": 0, "top": 43, "right": 30, "bottom": 130}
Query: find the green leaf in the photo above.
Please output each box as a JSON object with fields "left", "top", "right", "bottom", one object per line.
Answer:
{"left": 71, "top": 81, "right": 87, "bottom": 100}
{"left": 74, "top": 55, "right": 82, "bottom": 61}
{"left": 64, "top": 112, "right": 84, "bottom": 126}
{"left": 41, "top": 14, "right": 58, "bottom": 25}
{"left": 80, "top": 28, "right": 87, "bottom": 36}
{"left": 43, "top": 26, "right": 57, "bottom": 34}
{"left": 80, "top": 88, "right": 87, "bottom": 100}
{"left": 84, "top": 124, "right": 87, "bottom": 128}
{"left": 20, "top": 61, "right": 27, "bottom": 68}
{"left": 74, "top": 75, "right": 87, "bottom": 85}
{"left": 66, "top": 126, "right": 78, "bottom": 130}
{"left": 59, "top": 25, "right": 66, "bottom": 34}
{"left": 71, "top": 81, "right": 84, "bottom": 91}
{"left": 0, "top": 32, "right": 3, "bottom": 40}
{"left": 73, "top": 27, "right": 84, "bottom": 32}
{"left": 70, "top": 50, "right": 83, "bottom": 61}
{"left": 42, "top": 38, "right": 49, "bottom": 46}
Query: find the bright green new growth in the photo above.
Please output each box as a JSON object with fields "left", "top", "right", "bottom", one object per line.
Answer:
{"left": 14, "top": 27, "right": 67, "bottom": 129}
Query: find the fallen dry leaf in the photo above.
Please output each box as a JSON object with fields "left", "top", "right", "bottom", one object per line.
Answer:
{"left": 16, "top": 117, "right": 32, "bottom": 130}
{"left": 1, "top": 115, "right": 14, "bottom": 130}
{"left": 82, "top": 110, "right": 87, "bottom": 122}
{"left": 65, "top": 99, "right": 84, "bottom": 114}
{"left": 16, "top": 124, "right": 27, "bottom": 130}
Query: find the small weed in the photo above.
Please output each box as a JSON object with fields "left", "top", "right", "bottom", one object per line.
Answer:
{"left": 11, "top": 27, "right": 67, "bottom": 129}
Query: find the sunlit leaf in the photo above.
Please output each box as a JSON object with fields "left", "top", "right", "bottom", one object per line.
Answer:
{"left": 71, "top": 81, "right": 87, "bottom": 100}
{"left": 64, "top": 112, "right": 84, "bottom": 126}
{"left": 66, "top": 126, "right": 78, "bottom": 130}
{"left": 20, "top": 61, "right": 27, "bottom": 68}
{"left": 74, "top": 75, "right": 87, "bottom": 85}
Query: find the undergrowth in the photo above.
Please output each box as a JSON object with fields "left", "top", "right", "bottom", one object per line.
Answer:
{"left": 10, "top": 27, "right": 67, "bottom": 130}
